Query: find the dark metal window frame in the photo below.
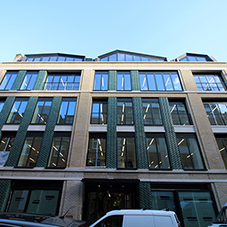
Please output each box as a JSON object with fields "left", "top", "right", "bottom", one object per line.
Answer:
{"left": 146, "top": 133, "right": 171, "bottom": 170}
{"left": 215, "top": 135, "right": 227, "bottom": 169}
{"left": 57, "top": 97, "right": 77, "bottom": 125}
{"left": 43, "top": 73, "right": 81, "bottom": 91}
{"left": 176, "top": 134, "right": 206, "bottom": 171}
{"left": 0, "top": 71, "right": 18, "bottom": 90}
{"left": 139, "top": 71, "right": 182, "bottom": 91}
{"left": 117, "top": 133, "right": 137, "bottom": 170}
{"left": 142, "top": 98, "right": 163, "bottom": 125}
{"left": 90, "top": 99, "right": 108, "bottom": 124}
{"left": 93, "top": 71, "right": 109, "bottom": 91}
{"left": 26, "top": 55, "right": 84, "bottom": 62}
{"left": 46, "top": 132, "right": 71, "bottom": 169}
{"left": 86, "top": 133, "right": 106, "bottom": 167}
{"left": 117, "top": 98, "right": 134, "bottom": 125}
{"left": 117, "top": 71, "right": 132, "bottom": 91}
{"left": 20, "top": 71, "right": 38, "bottom": 90}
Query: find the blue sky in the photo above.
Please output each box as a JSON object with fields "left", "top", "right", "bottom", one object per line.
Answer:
{"left": 0, "top": 0, "right": 227, "bottom": 62}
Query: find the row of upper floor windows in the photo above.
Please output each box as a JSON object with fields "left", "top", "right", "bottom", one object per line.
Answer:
{"left": 1, "top": 70, "right": 226, "bottom": 92}
{"left": 1, "top": 130, "right": 226, "bottom": 170}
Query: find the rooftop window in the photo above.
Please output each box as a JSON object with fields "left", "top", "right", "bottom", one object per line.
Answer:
{"left": 179, "top": 54, "right": 212, "bottom": 62}
{"left": 26, "top": 54, "right": 84, "bottom": 62}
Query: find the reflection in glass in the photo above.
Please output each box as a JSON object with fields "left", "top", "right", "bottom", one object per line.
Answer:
{"left": 117, "top": 137, "right": 136, "bottom": 169}
{"left": 216, "top": 137, "right": 227, "bottom": 168}
{"left": 20, "top": 72, "right": 38, "bottom": 90}
{"left": 117, "top": 72, "right": 131, "bottom": 91}
{"left": 86, "top": 136, "right": 106, "bottom": 166}
{"left": 94, "top": 72, "right": 108, "bottom": 90}
{"left": 91, "top": 100, "right": 107, "bottom": 124}
{"left": 117, "top": 100, "right": 133, "bottom": 125}
{"left": 0, "top": 72, "right": 18, "bottom": 90}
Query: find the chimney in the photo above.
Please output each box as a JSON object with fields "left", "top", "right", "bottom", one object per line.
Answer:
{"left": 13, "top": 53, "right": 23, "bottom": 62}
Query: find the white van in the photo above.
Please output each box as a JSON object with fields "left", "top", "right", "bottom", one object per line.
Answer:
{"left": 89, "top": 209, "right": 181, "bottom": 227}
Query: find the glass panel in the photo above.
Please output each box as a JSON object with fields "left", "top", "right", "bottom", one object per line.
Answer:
{"left": 218, "top": 104, "right": 227, "bottom": 125}
{"left": 125, "top": 102, "right": 133, "bottom": 124}
{"left": 178, "top": 191, "right": 216, "bottom": 227}
{"left": 20, "top": 73, "right": 31, "bottom": 90}
{"left": 117, "top": 138, "right": 126, "bottom": 168}
{"left": 58, "top": 101, "right": 68, "bottom": 124}
{"left": 28, "top": 73, "right": 38, "bottom": 90}
{"left": 163, "top": 73, "right": 173, "bottom": 90}
{"left": 180, "top": 57, "right": 188, "bottom": 62}
{"left": 118, "top": 53, "right": 125, "bottom": 61}
{"left": 151, "top": 191, "right": 176, "bottom": 212}
{"left": 126, "top": 138, "right": 136, "bottom": 168}
{"left": 42, "top": 56, "right": 49, "bottom": 62}
{"left": 216, "top": 138, "right": 227, "bottom": 168}
{"left": 0, "top": 73, "right": 11, "bottom": 90}
{"left": 8, "top": 190, "right": 29, "bottom": 212}
{"left": 170, "top": 103, "right": 180, "bottom": 125}
{"left": 140, "top": 74, "right": 148, "bottom": 90}
{"left": 57, "top": 56, "right": 65, "bottom": 61}
{"left": 109, "top": 54, "right": 117, "bottom": 61}
{"left": 187, "top": 138, "right": 204, "bottom": 169}
{"left": 204, "top": 104, "right": 216, "bottom": 125}
{"left": 65, "top": 57, "right": 74, "bottom": 62}
{"left": 34, "top": 57, "right": 41, "bottom": 62}
{"left": 147, "top": 137, "right": 158, "bottom": 168}
{"left": 156, "top": 138, "right": 170, "bottom": 168}
{"left": 91, "top": 103, "right": 100, "bottom": 124}
{"left": 141, "top": 57, "right": 149, "bottom": 61}
{"left": 57, "top": 137, "right": 70, "bottom": 167}
{"left": 126, "top": 54, "right": 133, "bottom": 61}
{"left": 171, "top": 73, "right": 182, "bottom": 90}
{"left": 143, "top": 102, "right": 153, "bottom": 124}
{"left": 49, "top": 56, "right": 57, "bottom": 61}
{"left": 155, "top": 74, "right": 165, "bottom": 91}
{"left": 5, "top": 73, "right": 17, "bottom": 90}
{"left": 147, "top": 73, "right": 156, "bottom": 90}
{"left": 101, "top": 73, "right": 108, "bottom": 90}
{"left": 152, "top": 102, "right": 162, "bottom": 124}
{"left": 211, "top": 104, "right": 224, "bottom": 125}
{"left": 178, "top": 103, "right": 190, "bottom": 125}
{"left": 65, "top": 100, "right": 76, "bottom": 124}
{"left": 26, "top": 57, "right": 34, "bottom": 62}
{"left": 117, "top": 101, "right": 124, "bottom": 125}
{"left": 0, "top": 101, "right": 4, "bottom": 112}
{"left": 187, "top": 56, "right": 197, "bottom": 61}
{"left": 94, "top": 74, "right": 101, "bottom": 90}
{"left": 178, "top": 138, "right": 193, "bottom": 169}
{"left": 134, "top": 55, "right": 140, "bottom": 61}
{"left": 26, "top": 190, "right": 59, "bottom": 215}
{"left": 196, "top": 56, "right": 206, "bottom": 62}
{"left": 124, "top": 74, "right": 131, "bottom": 90}
{"left": 100, "top": 56, "right": 108, "bottom": 61}
{"left": 117, "top": 74, "right": 124, "bottom": 90}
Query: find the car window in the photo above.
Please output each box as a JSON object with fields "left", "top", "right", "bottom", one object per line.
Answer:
{"left": 94, "top": 215, "right": 123, "bottom": 227}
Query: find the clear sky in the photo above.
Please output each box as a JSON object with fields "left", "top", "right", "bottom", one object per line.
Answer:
{"left": 0, "top": 0, "right": 227, "bottom": 63}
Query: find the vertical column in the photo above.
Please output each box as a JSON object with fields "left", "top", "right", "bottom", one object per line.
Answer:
{"left": 0, "top": 97, "right": 15, "bottom": 138}
{"left": 159, "top": 97, "right": 182, "bottom": 169}
{"left": 33, "top": 70, "right": 47, "bottom": 90}
{"left": 106, "top": 97, "right": 117, "bottom": 168}
{"left": 131, "top": 70, "right": 140, "bottom": 91}
{"left": 0, "top": 180, "right": 11, "bottom": 212}
{"left": 132, "top": 97, "right": 148, "bottom": 169}
{"left": 5, "top": 97, "right": 38, "bottom": 167}
{"left": 139, "top": 182, "right": 152, "bottom": 209}
{"left": 59, "top": 181, "right": 84, "bottom": 219}
{"left": 108, "top": 70, "right": 117, "bottom": 91}
{"left": 11, "top": 70, "right": 26, "bottom": 90}
{"left": 36, "top": 97, "right": 62, "bottom": 167}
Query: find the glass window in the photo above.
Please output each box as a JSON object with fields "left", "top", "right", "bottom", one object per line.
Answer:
{"left": 117, "top": 72, "right": 131, "bottom": 90}
{"left": 94, "top": 72, "right": 108, "bottom": 90}
{"left": 20, "top": 72, "right": 38, "bottom": 90}
{"left": 8, "top": 188, "right": 60, "bottom": 216}
{"left": 31, "top": 98, "right": 52, "bottom": 124}
{"left": 57, "top": 98, "right": 76, "bottom": 124}
{"left": 117, "top": 99, "right": 134, "bottom": 125}
{"left": 0, "top": 71, "right": 18, "bottom": 90}
{"left": 48, "top": 134, "right": 70, "bottom": 168}
{"left": 6, "top": 98, "right": 28, "bottom": 124}
{"left": 142, "top": 99, "right": 162, "bottom": 125}
{"left": 169, "top": 101, "right": 191, "bottom": 125}
{"left": 177, "top": 135, "right": 205, "bottom": 170}
{"left": 91, "top": 100, "right": 107, "bottom": 124}
{"left": 86, "top": 134, "right": 106, "bottom": 167}
{"left": 43, "top": 74, "right": 81, "bottom": 90}
{"left": 146, "top": 134, "right": 170, "bottom": 169}
{"left": 17, "top": 136, "right": 42, "bottom": 167}
{"left": 194, "top": 74, "right": 226, "bottom": 91}
{"left": 0, "top": 135, "right": 15, "bottom": 167}
{"left": 204, "top": 103, "right": 227, "bottom": 125}
{"left": 117, "top": 136, "right": 136, "bottom": 169}
{"left": 139, "top": 72, "right": 182, "bottom": 91}
{"left": 216, "top": 137, "right": 227, "bottom": 168}
{"left": 94, "top": 215, "right": 123, "bottom": 227}
{"left": 0, "top": 100, "right": 4, "bottom": 112}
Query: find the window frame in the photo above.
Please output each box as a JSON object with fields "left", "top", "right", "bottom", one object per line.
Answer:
{"left": 93, "top": 71, "right": 109, "bottom": 91}
{"left": 117, "top": 133, "right": 137, "bottom": 170}
{"left": 139, "top": 71, "right": 182, "bottom": 91}
{"left": 117, "top": 98, "right": 134, "bottom": 125}
{"left": 142, "top": 98, "right": 163, "bottom": 125}
{"left": 215, "top": 135, "right": 227, "bottom": 169}
{"left": 57, "top": 98, "right": 77, "bottom": 125}
{"left": 117, "top": 71, "right": 131, "bottom": 91}
{"left": 86, "top": 133, "right": 106, "bottom": 167}
{"left": 20, "top": 71, "right": 38, "bottom": 90}
{"left": 90, "top": 99, "right": 108, "bottom": 124}
{"left": 43, "top": 73, "right": 81, "bottom": 91}
{"left": 0, "top": 71, "right": 18, "bottom": 90}
{"left": 6, "top": 98, "right": 28, "bottom": 124}
{"left": 176, "top": 134, "right": 205, "bottom": 170}
{"left": 47, "top": 133, "right": 71, "bottom": 169}
{"left": 146, "top": 133, "right": 171, "bottom": 170}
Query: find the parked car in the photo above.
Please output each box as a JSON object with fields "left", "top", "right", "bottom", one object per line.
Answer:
{"left": 208, "top": 202, "right": 227, "bottom": 227}
{"left": 0, "top": 213, "right": 86, "bottom": 227}
{"left": 89, "top": 209, "right": 181, "bottom": 227}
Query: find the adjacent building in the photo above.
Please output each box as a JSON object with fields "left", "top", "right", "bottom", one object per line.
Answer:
{"left": 0, "top": 50, "right": 227, "bottom": 227}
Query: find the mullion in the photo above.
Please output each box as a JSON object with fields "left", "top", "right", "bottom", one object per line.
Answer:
{"left": 38, "top": 101, "right": 45, "bottom": 123}
{"left": 175, "top": 104, "right": 182, "bottom": 125}
{"left": 64, "top": 101, "right": 70, "bottom": 124}
{"left": 169, "top": 73, "right": 175, "bottom": 91}
{"left": 153, "top": 73, "right": 158, "bottom": 91}
{"left": 13, "top": 101, "right": 23, "bottom": 123}
{"left": 25, "top": 137, "right": 35, "bottom": 167}
{"left": 185, "top": 138, "right": 195, "bottom": 169}
{"left": 56, "top": 137, "right": 63, "bottom": 167}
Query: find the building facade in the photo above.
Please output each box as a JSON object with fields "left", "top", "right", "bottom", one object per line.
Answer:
{"left": 0, "top": 50, "right": 227, "bottom": 227}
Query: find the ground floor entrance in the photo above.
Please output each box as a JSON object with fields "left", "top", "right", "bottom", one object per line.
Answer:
{"left": 82, "top": 179, "right": 139, "bottom": 225}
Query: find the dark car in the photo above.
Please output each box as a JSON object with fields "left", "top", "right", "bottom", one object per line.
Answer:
{"left": 0, "top": 213, "right": 86, "bottom": 227}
